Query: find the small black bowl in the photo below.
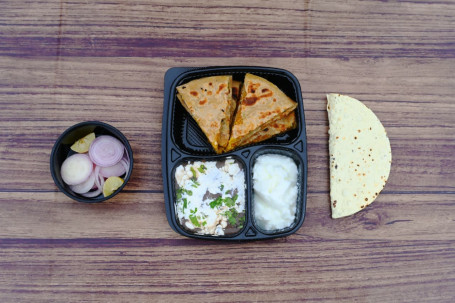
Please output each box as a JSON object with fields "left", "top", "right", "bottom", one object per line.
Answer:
{"left": 50, "top": 121, "right": 133, "bottom": 203}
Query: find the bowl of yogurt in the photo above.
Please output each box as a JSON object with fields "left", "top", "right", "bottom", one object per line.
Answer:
{"left": 251, "top": 148, "right": 304, "bottom": 234}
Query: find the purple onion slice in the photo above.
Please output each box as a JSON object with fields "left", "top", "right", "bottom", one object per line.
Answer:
{"left": 89, "top": 135, "right": 124, "bottom": 167}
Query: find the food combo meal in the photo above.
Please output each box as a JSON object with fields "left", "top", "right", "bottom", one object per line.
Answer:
{"left": 161, "top": 67, "right": 392, "bottom": 239}
{"left": 162, "top": 67, "right": 308, "bottom": 240}
{"left": 51, "top": 66, "right": 393, "bottom": 240}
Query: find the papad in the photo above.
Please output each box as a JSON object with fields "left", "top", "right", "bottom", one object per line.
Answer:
{"left": 327, "top": 93, "right": 392, "bottom": 218}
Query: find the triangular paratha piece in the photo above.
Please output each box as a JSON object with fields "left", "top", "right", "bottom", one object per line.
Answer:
{"left": 247, "top": 111, "right": 297, "bottom": 145}
{"left": 225, "top": 73, "right": 297, "bottom": 151}
{"left": 176, "top": 76, "right": 233, "bottom": 153}
{"left": 327, "top": 94, "right": 392, "bottom": 218}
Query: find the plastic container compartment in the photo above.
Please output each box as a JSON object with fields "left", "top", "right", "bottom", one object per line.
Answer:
{"left": 50, "top": 121, "right": 134, "bottom": 203}
{"left": 162, "top": 66, "right": 307, "bottom": 240}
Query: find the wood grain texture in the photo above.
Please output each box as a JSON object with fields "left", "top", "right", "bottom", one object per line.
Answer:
{"left": 0, "top": 0, "right": 454, "bottom": 302}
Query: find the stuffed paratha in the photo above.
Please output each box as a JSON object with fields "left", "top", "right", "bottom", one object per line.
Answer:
{"left": 247, "top": 111, "right": 297, "bottom": 144}
{"left": 176, "top": 76, "right": 233, "bottom": 153}
{"left": 225, "top": 73, "right": 297, "bottom": 151}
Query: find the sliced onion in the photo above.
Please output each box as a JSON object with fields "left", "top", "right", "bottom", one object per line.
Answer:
{"left": 123, "top": 147, "right": 130, "bottom": 163}
{"left": 81, "top": 187, "right": 102, "bottom": 198}
{"left": 122, "top": 147, "right": 131, "bottom": 178}
{"left": 89, "top": 135, "right": 124, "bottom": 167}
{"left": 61, "top": 154, "right": 93, "bottom": 185}
{"left": 81, "top": 166, "right": 104, "bottom": 198}
{"left": 99, "top": 161, "right": 126, "bottom": 178}
{"left": 93, "top": 166, "right": 104, "bottom": 189}
{"left": 120, "top": 158, "right": 129, "bottom": 176}
{"left": 70, "top": 172, "right": 96, "bottom": 194}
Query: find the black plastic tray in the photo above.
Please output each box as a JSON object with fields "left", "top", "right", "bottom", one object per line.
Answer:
{"left": 162, "top": 66, "right": 308, "bottom": 240}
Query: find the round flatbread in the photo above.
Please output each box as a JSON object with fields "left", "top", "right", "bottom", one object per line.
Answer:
{"left": 327, "top": 94, "right": 392, "bottom": 218}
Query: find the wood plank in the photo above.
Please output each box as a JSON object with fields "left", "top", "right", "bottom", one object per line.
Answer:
{"left": 0, "top": 192, "right": 453, "bottom": 242}
{"left": 0, "top": 237, "right": 453, "bottom": 302}
{"left": 1, "top": 0, "right": 454, "bottom": 301}
{"left": 1, "top": 0, "right": 454, "bottom": 58}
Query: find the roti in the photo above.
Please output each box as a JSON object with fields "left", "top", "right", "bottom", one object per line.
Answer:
{"left": 327, "top": 94, "right": 392, "bottom": 218}
{"left": 176, "top": 76, "right": 233, "bottom": 153}
{"left": 225, "top": 73, "right": 297, "bottom": 151}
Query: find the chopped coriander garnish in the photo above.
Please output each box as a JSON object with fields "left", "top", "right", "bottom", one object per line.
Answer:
{"left": 219, "top": 184, "right": 224, "bottom": 191}
{"left": 189, "top": 214, "right": 200, "bottom": 227}
{"left": 224, "top": 197, "right": 235, "bottom": 207}
{"left": 209, "top": 197, "right": 223, "bottom": 209}
{"left": 176, "top": 188, "right": 193, "bottom": 199}
{"left": 224, "top": 208, "right": 240, "bottom": 226}
{"left": 190, "top": 167, "right": 197, "bottom": 180}
{"left": 224, "top": 209, "right": 232, "bottom": 218}
{"left": 239, "top": 216, "right": 245, "bottom": 225}
{"left": 176, "top": 190, "right": 182, "bottom": 201}
{"left": 182, "top": 198, "right": 188, "bottom": 213}
{"left": 228, "top": 215, "right": 237, "bottom": 226}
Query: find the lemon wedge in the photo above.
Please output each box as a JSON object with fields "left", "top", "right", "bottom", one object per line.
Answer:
{"left": 71, "top": 132, "right": 96, "bottom": 153}
{"left": 103, "top": 176, "right": 124, "bottom": 197}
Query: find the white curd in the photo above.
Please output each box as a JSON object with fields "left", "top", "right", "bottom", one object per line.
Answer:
{"left": 253, "top": 154, "right": 298, "bottom": 231}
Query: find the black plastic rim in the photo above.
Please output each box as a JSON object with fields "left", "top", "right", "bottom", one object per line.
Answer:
{"left": 162, "top": 66, "right": 308, "bottom": 240}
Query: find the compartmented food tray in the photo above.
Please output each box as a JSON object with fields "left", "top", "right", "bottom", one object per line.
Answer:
{"left": 162, "top": 66, "right": 308, "bottom": 240}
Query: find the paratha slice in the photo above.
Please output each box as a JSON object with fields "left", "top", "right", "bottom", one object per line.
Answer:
{"left": 176, "top": 76, "right": 232, "bottom": 153}
{"left": 229, "top": 80, "right": 242, "bottom": 128}
{"left": 327, "top": 94, "right": 392, "bottom": 219}
{"left": 246, "top": 111, "right": 297, "bottom": 144}
{"left": 225, "top": 73, "right": 297, "bottom": 151}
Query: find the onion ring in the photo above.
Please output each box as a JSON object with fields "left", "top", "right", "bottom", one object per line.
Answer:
{"left": 89, "top": 135, "right": 124, "bottom": 167}
{"left": 70, "top": 172, "right": 96, "bottom": 194}
{"left": 99, "top": 161, "right": 126, "bottom": 178}
{"left": 61, "top": 153, "right": 93, "bottom": 185}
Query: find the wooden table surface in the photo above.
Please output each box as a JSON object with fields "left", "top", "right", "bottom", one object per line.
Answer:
{"left": 1, "top": 0, "right": 454, "bottom": 302}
